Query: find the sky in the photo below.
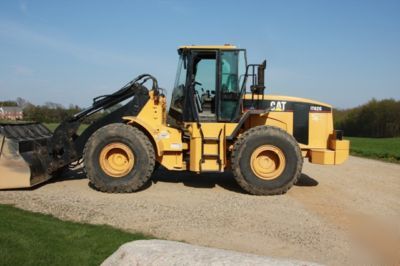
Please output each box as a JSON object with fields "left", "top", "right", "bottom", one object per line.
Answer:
{"left": 0, "top": 0, "right": 399, "bottom": 109}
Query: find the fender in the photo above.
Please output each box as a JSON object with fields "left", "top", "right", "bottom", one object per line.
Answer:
{"left": 262, "top": 115, "right": 288, "bottom": 131}
{"left": 227, "top": 108, "right": 271, "bottom": 140}
{"left": 122, "top": 116, "right": 163, "bottom": 156}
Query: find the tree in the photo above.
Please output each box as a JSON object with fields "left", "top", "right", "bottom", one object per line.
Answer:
{"left": 16, "top": 97, "right": 30, "bottom": 108}
{"left": 334, "top": 98, "right": 400, "bottom": 138}
{"left": 0, "top": 100, "right": 18, "bottom": 107}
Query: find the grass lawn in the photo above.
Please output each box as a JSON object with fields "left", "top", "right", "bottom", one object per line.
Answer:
{"left": 42, "top": 122, "right": 59, "bottom": 132}
{"left": 0, "top": 204, "right": 150, "bottom": 266}
{"left": 346, "top": 137, "right": 400, "bottom": 163}
{"left": 0, "top": 122, "right": 88, "bottom": 135}
{"left": 44, "top": 123, "right": 88, "bottom": 134}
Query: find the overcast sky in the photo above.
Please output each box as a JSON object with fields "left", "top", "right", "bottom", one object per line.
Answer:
{"left": 0, "top": 0, "right": 399, "bottom": 109}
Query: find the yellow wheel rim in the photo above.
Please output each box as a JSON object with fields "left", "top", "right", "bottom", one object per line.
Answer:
{"left": 99, "top": 143, "right": 134, "bottom": 178}
{"left": 250, "top": 145, "right": 286, "bottom": 180}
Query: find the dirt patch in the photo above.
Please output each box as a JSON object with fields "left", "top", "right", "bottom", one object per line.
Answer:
{"left": 1, "top": 156, "right": 399, "bottom": 265}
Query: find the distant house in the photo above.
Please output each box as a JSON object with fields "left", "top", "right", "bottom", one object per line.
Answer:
{"left": 0, "top": 106, "right": 23, "bottom": 120}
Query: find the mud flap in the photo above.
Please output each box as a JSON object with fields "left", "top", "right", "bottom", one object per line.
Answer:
{"left": 0, "top": 123, "right": 53, "bottom": 189}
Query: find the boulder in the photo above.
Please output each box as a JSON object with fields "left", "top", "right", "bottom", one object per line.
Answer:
{"left": 102, "top": 240, "right": 321, "bottom": 266}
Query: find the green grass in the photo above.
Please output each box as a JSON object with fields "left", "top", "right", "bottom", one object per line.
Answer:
{"left": 44, "top": 123, "right": 88, "bottom": 134}
{"left": 0, "top": 122, "right": 87, "bottom": 134}
{"left": 43, "top": 122, "right": 59, "bottom": 132}
{"left": 0, "top": 204, "right": 150, "bottom": 266}
{"left": 347, "top": 137, "right": 400, "bottom": 163}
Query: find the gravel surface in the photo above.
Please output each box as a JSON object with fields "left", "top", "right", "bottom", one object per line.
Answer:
{"left": 1, "top": 156, "right": 399, "bottom": 265}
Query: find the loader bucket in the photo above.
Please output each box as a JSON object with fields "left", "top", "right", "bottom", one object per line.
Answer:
{"left": 0, "top": 122, "right": 53, "bottom": 189}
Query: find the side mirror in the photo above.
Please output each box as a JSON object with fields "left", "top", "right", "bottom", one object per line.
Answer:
{"left": 257, "top": 60, "right": 267, "bottom": 90}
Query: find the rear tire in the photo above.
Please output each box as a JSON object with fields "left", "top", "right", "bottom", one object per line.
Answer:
{"left": 231, "top": 126, "right": 302, "bottom": 195}
{"left": 83, "top": 123, "right": 155, "bottom": 193}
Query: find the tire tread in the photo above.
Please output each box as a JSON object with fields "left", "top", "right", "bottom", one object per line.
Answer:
{"left": 231, "top": 126, "right": 303, "bottom": 195}
{"left": 83, "top": 123, "right": 155, "bottom": 193}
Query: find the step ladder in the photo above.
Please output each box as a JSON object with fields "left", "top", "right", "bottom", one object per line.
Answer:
{"left": 198, "top": 126, "right": 222, "bottom": 172}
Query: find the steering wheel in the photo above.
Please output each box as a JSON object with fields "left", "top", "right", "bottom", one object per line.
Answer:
{"left": 194, "top": 90, "right": 203, "bottom": 113}
{"left": 192, "top": 80, "right": 204, "bottom": 112}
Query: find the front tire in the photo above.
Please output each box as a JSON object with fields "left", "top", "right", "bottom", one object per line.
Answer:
{"left": 83, "top": 123, "right": 155, "bottom": 193}
{"left": 231, "top": 126, "right": 302, "bottom": 195}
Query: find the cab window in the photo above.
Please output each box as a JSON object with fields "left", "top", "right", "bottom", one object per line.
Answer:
{"left": 219, "top": 50, "right": 246, "bottom": 121}
{"left": 170, "top": 54, "right": 187, "bottom": 113}
{"left": 192, "top": 52, "right": 217, "bottom": 121}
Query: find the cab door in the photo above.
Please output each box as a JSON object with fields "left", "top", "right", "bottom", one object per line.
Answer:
{"left": 219, "top": 50, "right": 247, "bottom": 122}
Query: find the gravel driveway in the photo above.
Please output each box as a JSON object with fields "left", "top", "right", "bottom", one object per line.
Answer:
{"left": 1, "top": 156, "right": 399, "bottom": 265}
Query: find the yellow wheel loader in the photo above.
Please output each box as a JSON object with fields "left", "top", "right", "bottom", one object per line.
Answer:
{"left": 0, "top": 45, "right": 349, "bottom": 195}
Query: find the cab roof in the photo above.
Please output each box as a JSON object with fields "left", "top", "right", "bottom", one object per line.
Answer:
{"left": 178, "top": 44, "right": 237, "bottom": 50}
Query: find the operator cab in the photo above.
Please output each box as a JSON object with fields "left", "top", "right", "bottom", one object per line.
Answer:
{"left": 168, "top": 45, "right": 249, "bottom": 126}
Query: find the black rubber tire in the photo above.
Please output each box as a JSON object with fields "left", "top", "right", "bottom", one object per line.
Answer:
{"left": 83, "top": 123, "right": 155, "bottom": 193}
{"left": 231, "top": 126, "right": 302, "bottom": 195}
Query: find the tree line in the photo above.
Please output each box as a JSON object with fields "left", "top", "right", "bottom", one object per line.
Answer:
{"left": 0, "top": 98, "right": 110, "bottom": 123}
{"left": 334, "top": 98, "right": 400, "bottom": 138}
{"left": 23, "top": 103, "right": 83, "bottom": 123}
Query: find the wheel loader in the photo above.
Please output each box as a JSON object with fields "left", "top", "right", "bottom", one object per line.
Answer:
{"left": 0, "top": 45, "right": 349, "bottom": 195}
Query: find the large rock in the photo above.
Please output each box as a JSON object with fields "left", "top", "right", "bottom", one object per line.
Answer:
{"left": 102, "top": 240, "right": 321, "bottom": 266}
